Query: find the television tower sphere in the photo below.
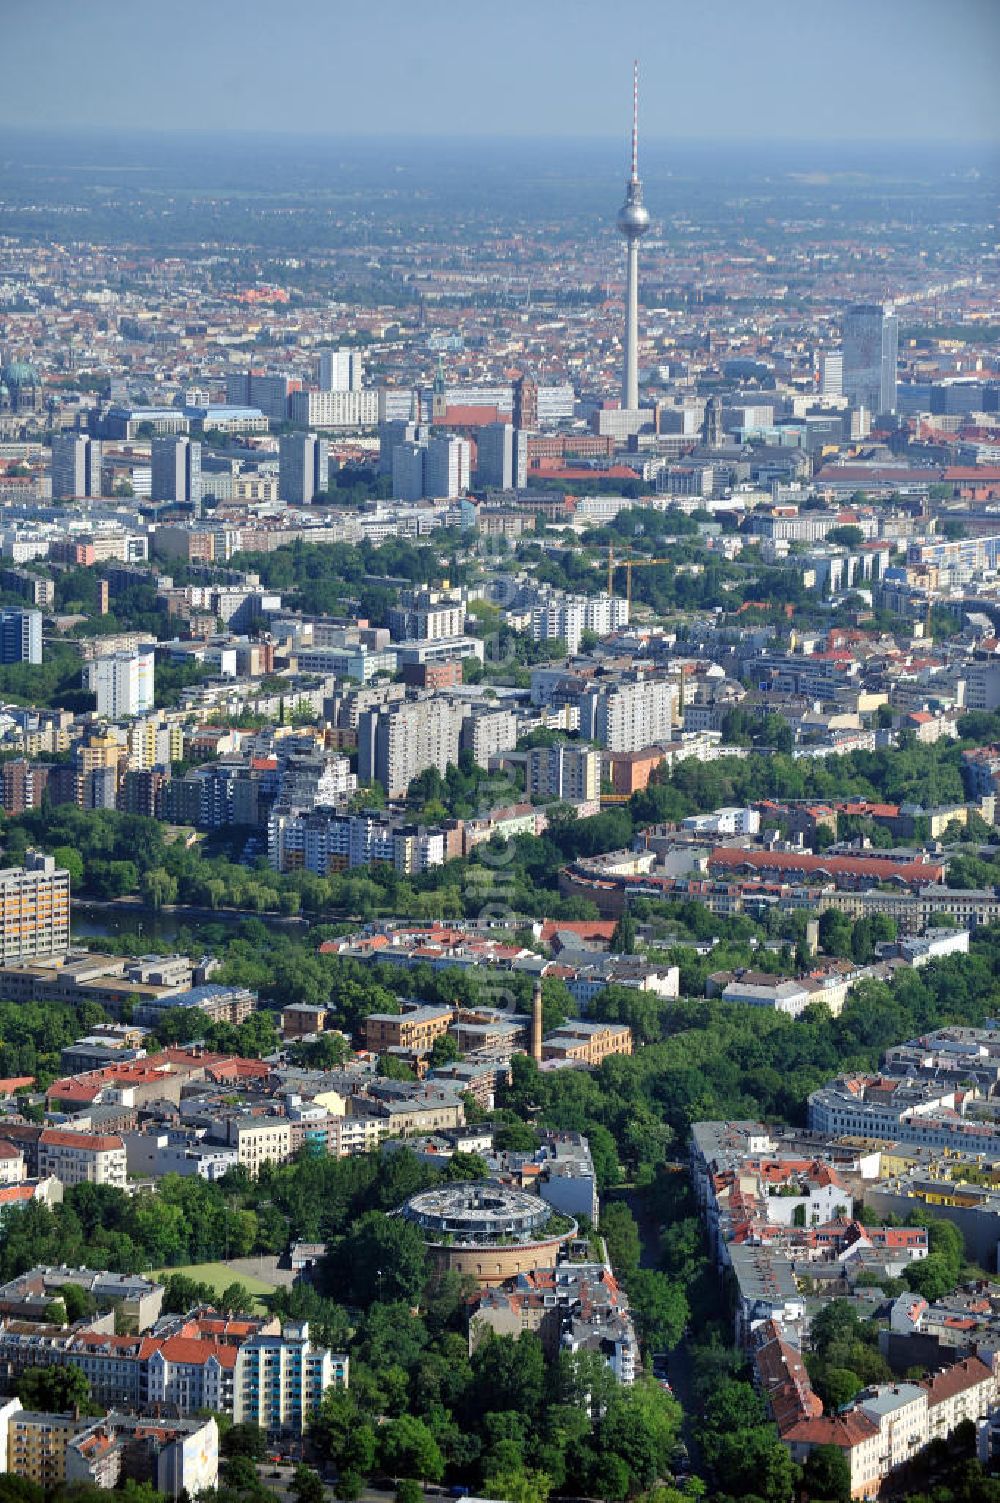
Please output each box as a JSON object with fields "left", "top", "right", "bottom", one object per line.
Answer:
{"left": 617, "top": 195, "right": 651, "bottom": 238}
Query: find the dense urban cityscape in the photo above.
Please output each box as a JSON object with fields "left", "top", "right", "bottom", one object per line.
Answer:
{"left": 0, "top": 6, "right": 999, "bottom": 1503}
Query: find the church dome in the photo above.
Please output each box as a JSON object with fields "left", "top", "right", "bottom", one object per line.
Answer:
{"left": 2, "top": 361, "right": 38, "bottom": 386}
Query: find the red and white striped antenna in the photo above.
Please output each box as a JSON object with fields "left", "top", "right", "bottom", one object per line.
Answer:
{"left": 631, "top": 60, "right": 639, "bottom": 181}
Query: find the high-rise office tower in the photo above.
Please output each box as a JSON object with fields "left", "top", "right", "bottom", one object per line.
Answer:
{"left": 424, "top": 435, "right": 471, "bottom": 498}
{"left": 318, "top": 348, "right": 362, "bottom": 392}
{"left": 842, "top": 304, "right": 898, "bottom": 415}
{"left": 0, "top": 609, "right": 42, "bottom": 665}
{"left": 477, "top": 422, "right": 515, "bottom": 489}
{"left": 279, "top": 433, "right": 329, "bottom": 504}
{"left": 616, "top": 62, "right": 651, "bottom": 412}
{"left": 819, "top": 351, "right": 844, "bottom": 397}
{"left": 225, "top": 372, "right": 295, "bottom": 422}
{"left": 51, "top": 434, "right": 103, "bottom": 499}
{"left": 379, "top": 419, "right": 422, "bottom": 476}
{"left": 392, "top": 442, "right": 427, "bottom": 502}
{"left": 151, "top": 436, "right": 202, "bottom": 507}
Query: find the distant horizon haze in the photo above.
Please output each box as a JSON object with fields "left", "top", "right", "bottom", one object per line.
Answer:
{"left": 1, "top": 0, "right": 998, "bottom": 145}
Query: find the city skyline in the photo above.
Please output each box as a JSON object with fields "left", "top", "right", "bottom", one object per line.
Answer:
{"left": 1, "top": 0, "right": 998, "bottom": 145}
{"left": 0, "top": 0, "right": 1000, "bottom": 1495}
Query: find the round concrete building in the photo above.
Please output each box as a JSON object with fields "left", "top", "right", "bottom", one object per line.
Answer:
{"left": 400, "top": 1180, "right": 576, "bottom": 1287}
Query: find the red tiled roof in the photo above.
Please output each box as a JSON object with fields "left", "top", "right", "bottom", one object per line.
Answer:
{"left": 39, "top": 1129, "right": 123, "bottom": 1152}
{"left": 206, "top": 1057, "right": 271, "bottom": 1082}
{"left": 155, "top": 1336, "right": 239, "bottom": 1368}
{"left": 709, "top": 847, "right": 944, "bottom": 884}
{"left": 0, "top": 1186, "right": 35, "bottom": 1205}
{"left": 539, "top": 919, "right": 618, "bottom": 945}
{"left": 783, "top": 1411, "right": 879, "bottom": 1447}
{"left": 437, "top": 405, "right": 501, "bottom": 426}
{"left": 837, "top": 801, "right": 900, "bottom": 819}
{"left": 924, "top": 1355, "right": 993, "bottom": 1406}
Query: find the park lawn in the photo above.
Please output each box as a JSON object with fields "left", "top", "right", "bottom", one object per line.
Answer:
{"left": 152, "top": 1261, "right": 277, "bottom": 1314}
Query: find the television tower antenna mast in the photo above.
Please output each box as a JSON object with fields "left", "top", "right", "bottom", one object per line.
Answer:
{"left": 616, "top": 60, "right": 651, "bottom": 412}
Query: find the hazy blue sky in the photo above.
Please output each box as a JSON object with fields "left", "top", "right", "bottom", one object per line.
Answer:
{"left": 3, "top": 0, "right": 998, "bottom": 144}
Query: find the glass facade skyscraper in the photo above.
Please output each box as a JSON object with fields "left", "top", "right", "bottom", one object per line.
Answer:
{"left": 842, "top": 303, "right": 898, "bottom": 415}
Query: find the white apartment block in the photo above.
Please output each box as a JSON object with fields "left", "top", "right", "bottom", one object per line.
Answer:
{"left": 965, "top": 663, "right": 1000, "bottom": 713}
{"left": 581, "top": 678, "right": 678, "bottom": 753}
{"left": 0, "top": 853, "right": 71, "bottom": 962}
{"left": 229, "top": 1120, "right": 293, "bottom": 1177}
{"left": 424, "top": 436, "right": 471, "bottom": 499}
{"left": 462, "top": 708, "right": 519, "bottom": 766}
{"left": 234, "top": 1322, "right": 348, "bottom": 1436}
{"left": 749, "top": 509, "right": 839, "bottom": 543}
{"left": 268, "top": 810, "right": 445, "bottom": 878}
{"left": 83, "top": 650, "right": 155, "bottom": 718}
{"left": 387, "top": 599, "right": 467, "bottom": 642}
{"left": 681, "top": 806, "right": 761, "bottom": 836}
{"left": 37, "top": 1131, "right": 127, "bottom": 1188}
{"left": 530, "top": 592, "right": 629, "bottom": 654}
{"left": 289, "top": 390, "right": 378, "bottom": 429}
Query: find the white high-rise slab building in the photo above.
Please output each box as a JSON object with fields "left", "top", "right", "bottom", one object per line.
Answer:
{"left": 530, "top": 592, "right": 629, "bottom": 655}
{"left": 318, "top": 348, "right": 363, "bottom": 392}
{"left": 84, "top": 649, "right": 155, "bottom": 718}
{"left": 581, "top": 677, "right": 678, "bottom": 753}
{"left": 424, "top": 435, "right": 471, "bottom": 498}
{"left": 289, "top": 389, "right": 378, "bottom": 429}
{"left": 819, "top": 351, "right": 843, "bottom": 397}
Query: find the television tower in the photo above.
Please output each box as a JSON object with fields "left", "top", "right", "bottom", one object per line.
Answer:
{"left": 616, "top": 60, "right": 650, "bottom": 411}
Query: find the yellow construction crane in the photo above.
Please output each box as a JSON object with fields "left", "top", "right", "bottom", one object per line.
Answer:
{"left": 607, "top": 546, "right": 674, "bottom": 609}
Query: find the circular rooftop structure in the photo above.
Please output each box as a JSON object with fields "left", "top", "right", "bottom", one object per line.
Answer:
{"left": 400, "top": 1180, "right": 576, "bottom": 1286}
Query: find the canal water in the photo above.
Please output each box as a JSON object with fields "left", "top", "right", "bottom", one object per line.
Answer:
{"left": 71, "top": 902, "right": 308, "bottom": 948}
